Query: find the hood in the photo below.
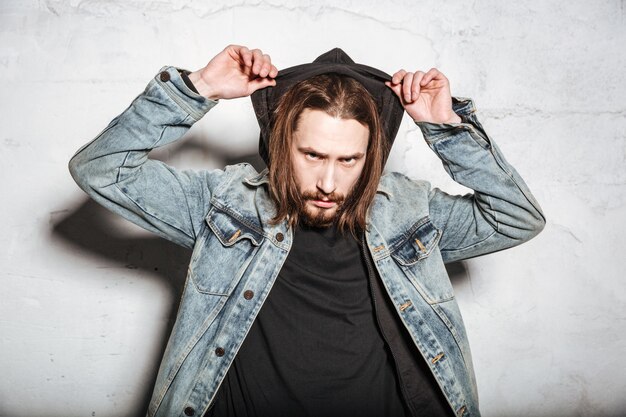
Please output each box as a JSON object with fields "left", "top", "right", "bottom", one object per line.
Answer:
{"left": 251, "top": 48, "right": 405, "bottom": 165}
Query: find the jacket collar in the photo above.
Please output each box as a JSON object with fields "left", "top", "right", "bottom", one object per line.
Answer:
{"left": 243, "top": 168, "right": 270, "bottom": 187}
{"left": 209, "top": 166, "right": 278, "bottom": 236}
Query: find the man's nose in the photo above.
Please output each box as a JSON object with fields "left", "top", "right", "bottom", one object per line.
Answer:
{"left": 316, "top": 163, "right": 336, "bottom": 195}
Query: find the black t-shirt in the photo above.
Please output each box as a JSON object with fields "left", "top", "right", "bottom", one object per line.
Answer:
{"left": 206, "top": 224, "right": 409, "bottom": 417}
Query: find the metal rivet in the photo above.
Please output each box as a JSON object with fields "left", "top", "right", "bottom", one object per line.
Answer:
{"left": 415, "top": 238, "right": 427, "bottom": 253}
{"left": 215, "top": 347, "right": 225, "bottom": 357}
{"left": 243, "top": 290, "right": 254, "bottom": 300}
{"left": 228, "top": 229, "right": 241, "bottom": 243}
{"left": 275, "top": 232, "right": 284, "bottom": 242}
{"left": 159, "top": 71, "right": 170, "bottom": 82}
{"left": 431, "top": 352, "right": 445, "bottom": 364}
{"left": 399, "top": 301, "right": 412, "bottom": 311}
{"left": 184, "top": 406, "right": 195, "bottom": 416}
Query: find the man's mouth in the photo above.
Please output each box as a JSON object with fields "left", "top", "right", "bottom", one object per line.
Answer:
{"left": 302, "top": 190, "right": 344, "bottom": 210}
{"left": 310, "top": 199, "right": 337, "bottom": 209}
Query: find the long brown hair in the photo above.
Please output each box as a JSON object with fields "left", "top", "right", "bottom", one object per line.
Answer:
{"left": 268, "top": 73, "right": 388, "bottom": 236}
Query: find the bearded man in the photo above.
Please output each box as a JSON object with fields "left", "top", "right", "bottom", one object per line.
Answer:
{"left": 69, "top": 45, "right": 545, "bottom": 417}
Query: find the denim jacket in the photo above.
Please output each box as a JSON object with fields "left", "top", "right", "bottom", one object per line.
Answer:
{"left": 69, "top": 66, "right": 545, "bottom": 417}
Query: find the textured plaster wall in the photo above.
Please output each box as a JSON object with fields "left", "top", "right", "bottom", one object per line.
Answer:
{"left": 1, "top": 1, "right": 625, "bottom": 416}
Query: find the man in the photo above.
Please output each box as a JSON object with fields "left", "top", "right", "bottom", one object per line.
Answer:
{"left": 69, "top": 45, "right": 545, "bottom": 417}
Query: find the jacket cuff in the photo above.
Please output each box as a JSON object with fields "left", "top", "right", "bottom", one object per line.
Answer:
{"left": 178, "top": 69, "right": 199, "bottom": 94}
{"left": 415, "top": 97, "right": 491, "bottom": 147}
{"left": 154, "top": 66, "right": 217, "bottom": 121}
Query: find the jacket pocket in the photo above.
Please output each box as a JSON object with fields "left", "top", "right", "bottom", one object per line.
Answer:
{"left": 390, "top": 217, "right": 454, "bottom": 304}
{"left": 189, "top": 207, "right": 263, "bottom": 296}
{"left": 391, "top": 218, "right": 441, "bottom": 265}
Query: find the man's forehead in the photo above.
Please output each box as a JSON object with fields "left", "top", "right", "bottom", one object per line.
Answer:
{"left": 293, "top": 110, "right": 369, "bottom": 156}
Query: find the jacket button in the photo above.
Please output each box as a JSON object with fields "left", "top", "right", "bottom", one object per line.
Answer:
{"left": 275, "top": 232, "right": 284, "bottom": 242}
{"left": 215, "top": 347, "right": 225, "bottom": 357}
{"left": 243, "top": 290, "right": 254, "bottom": 300}
{"left": 184, "top": 406, "right": 195, "bottom": 416}
{"left": 159, "top": 71, "right": 170, "bottom": 82}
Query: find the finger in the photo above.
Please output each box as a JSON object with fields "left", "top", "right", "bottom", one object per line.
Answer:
{"left": 420, "top": 68, "right": 441, "bottom": 86}
{"left": 411, "top": 71, "right": 425, "bottom": 102}
{"left": 259, "top": 54, "right": 272, "bottom": 78}
{"left": 268, "top": 64, "right": 279, "bottom": 78}
{"left": 249, "top": 77, "right": 276, "bottom": 93}
{"left": 391, "top": 69, "right": 407, "bottom": 85}
{"left": 237, "top": 46, "right": 252, "bottom": 67}
{"left": 250, "top": 49, "right": 264, "bottom": 74}
{"left": 402, "top": 72, "right": 415, "bottom": 103}
{"left": 384, "top": 81, "right": 403, "bottom": 100}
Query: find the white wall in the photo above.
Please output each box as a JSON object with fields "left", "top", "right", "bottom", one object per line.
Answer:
{"left": 1, "top": 1, "right": 625, "bottom": 416}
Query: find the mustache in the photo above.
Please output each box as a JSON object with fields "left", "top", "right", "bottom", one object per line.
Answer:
{"left": 301, "top": 190, "right": 345, "bottom": 204}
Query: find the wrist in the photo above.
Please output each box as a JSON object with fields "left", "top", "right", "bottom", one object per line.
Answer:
{"left": 442, "top": 112, "right": 462, "bottom": 124}
{"left": 189, "top": 70, "right": 220, "bottom": 100}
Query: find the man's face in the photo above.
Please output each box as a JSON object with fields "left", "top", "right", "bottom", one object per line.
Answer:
{"left": 290, "top": 109, "right": 369, "bottom": 227}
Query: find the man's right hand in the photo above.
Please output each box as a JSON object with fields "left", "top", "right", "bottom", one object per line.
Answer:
{"left": 188, "top": 45, "right": 278, "bottom": 101}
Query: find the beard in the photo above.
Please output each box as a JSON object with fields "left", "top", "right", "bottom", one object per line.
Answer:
{"left": 298, "top": 190, "right": 346, "bottom": 228}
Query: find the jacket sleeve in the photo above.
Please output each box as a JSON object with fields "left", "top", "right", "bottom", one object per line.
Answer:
{"left": 418, "top": 98, "right": 546, "bottom": 264}
{"left": 68, "top": 66, "right": 221, "bottom": 249}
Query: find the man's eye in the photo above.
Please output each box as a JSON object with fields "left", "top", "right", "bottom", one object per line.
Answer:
{"left": 342, "top": 157, "right": 357, "bottom": 165}
{"left": 305, "top": 152, "right": 320, "bottom": 160}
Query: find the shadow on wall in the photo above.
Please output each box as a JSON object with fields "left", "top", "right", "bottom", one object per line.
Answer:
{"left": 52, "top": 198, "right": 191, "bottom": 417}
{"left": 446, "top": 261, "right": 468, "bottom": 288}
{"left": 52, "top": 135, "right": 266, "bottom": 416}
{"left": 52, "top": 198, "right": 191, "bottom": 288}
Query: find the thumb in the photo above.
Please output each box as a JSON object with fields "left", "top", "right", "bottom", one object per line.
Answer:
{"left": 385, "top": 81, "right": 401, "bottom": 97}
{"left": 248, "top": 77, "right": 276, "bottom": 94}
{"left": 385, "top": 81, "right": 405, "bottom": 104}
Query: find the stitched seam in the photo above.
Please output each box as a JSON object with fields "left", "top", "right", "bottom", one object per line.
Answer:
{"left": 440, "top": 229, "right": 497, "bottom": 254}
{"left": 157, "top": 76, "right": 205, "bottom": 121}
{"left": 114, "top": 183, "right": 194, "bottom": 244}
{"left": 208, "top": 201, "right": 267, "bottom": 239}
{"left": 388, "top": 216, "right": 432, "bottom": 253}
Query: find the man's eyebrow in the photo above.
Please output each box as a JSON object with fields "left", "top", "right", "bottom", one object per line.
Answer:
{"left": 340, "top": 152, "right": 365, "bottom": 160}
{"left": 297, "top": 146, "right": 328, "bottom": 157}
{"left": 297, "top": 146, "right": 364, "bottom": 159}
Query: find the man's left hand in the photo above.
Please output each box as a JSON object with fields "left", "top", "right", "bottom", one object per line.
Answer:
{"left": 386, "top": 68, "right": 461, "bottom": 124}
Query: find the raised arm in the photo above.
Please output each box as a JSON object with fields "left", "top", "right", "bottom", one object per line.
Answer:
{"left": 188, "top": 45, "right": 277, "bottom": 99}
{"left": 68, "top": 45, "right": 277, "bottom": 249}
{"left": 386, "top": 68, "right": 545, "bottom": 263}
